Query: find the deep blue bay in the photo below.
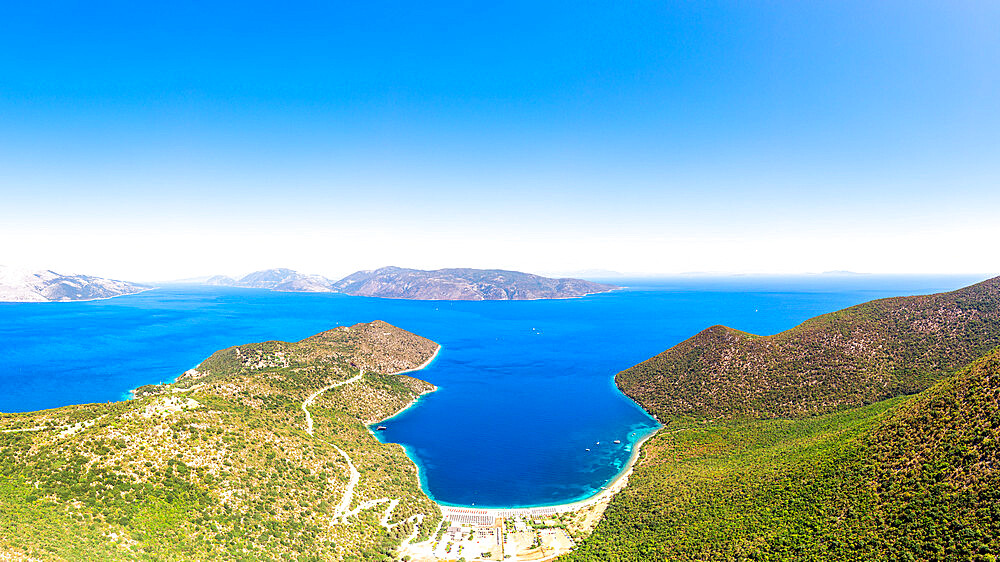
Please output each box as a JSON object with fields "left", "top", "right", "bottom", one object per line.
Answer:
{"left": 0, "top": 275, "right": 987, "bottom": 508}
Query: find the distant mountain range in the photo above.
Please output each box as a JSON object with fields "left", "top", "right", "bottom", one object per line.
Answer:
{"left": 206, "top": 266, "right": 619, "bottom": 300}
{"left": 1, "top": 265, "right": 617, "bottom": 302}
{"left": 0, "top": 266, "right": 150, "bottom": 302}
{"left": 205, "top": 268, "right": 335, "bottom": 293}
{"left": 331, "top": 266, "right": 617, "bottom": 300}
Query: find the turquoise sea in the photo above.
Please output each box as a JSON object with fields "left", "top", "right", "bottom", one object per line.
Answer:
{"left": 0, "top": 275, "right": 986, "bottom": 507}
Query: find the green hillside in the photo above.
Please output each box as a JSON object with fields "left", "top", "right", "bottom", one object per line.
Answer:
{"left": 0, "top": 320, "right": 441, "bottom": 561}
{"left": 566, "top": 345, "right": 1000, "bottom": 561}
{"left": 565, "top": 278, "right": 1000, "bottom": 561}
{"left": 618, "top": 275, "right": 1000, "bottom": 419}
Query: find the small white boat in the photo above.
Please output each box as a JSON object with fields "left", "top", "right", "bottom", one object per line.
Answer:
{"left": 613, "top": 440, "right": 621, "bottom": 444}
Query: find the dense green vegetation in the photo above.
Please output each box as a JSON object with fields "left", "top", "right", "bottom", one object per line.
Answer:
{"left": 6, "top": 279, "right": 1000, "bottom": 560}
{"left": 567, "top": 348, "right": 1000, "bottom": 560}
{"left": 0, "top": 320, "right": 441, "bottom": 561}
{"left": 868, "top": 349, "right": 1000, "bottom": 558}
{"left": 567, "top": 278, "right": 1000, "bottom": 561}
{"left": 618, "top": 275, "right": 1000, "bottom": 419}
{"left": 565, "top": 400, "right": 893, "bottom": 560}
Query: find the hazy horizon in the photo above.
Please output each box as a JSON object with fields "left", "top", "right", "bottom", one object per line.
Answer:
{"left": 3, "top": 2, "right": 998, "bottom": 280}
{"left": 10, "top": 265, "right": 991, "bottom": 288}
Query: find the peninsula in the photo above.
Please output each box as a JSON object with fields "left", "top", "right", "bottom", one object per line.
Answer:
{"left": 0, "top": 266, "right": 149, "bottom": 302}
{"left": 0, "top": 318, "right": 627, "bottom": 561}
{"left": 0, "top": 321, "right": 442, "bottom": 560}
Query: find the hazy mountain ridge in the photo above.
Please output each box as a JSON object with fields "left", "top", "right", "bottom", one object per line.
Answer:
{"left": 205, "top": 266, "right": 617, "bottom": 300}
{"left": 331, "top": 266, "right": 618, "bottom": 300}
{"left": 205, "top": 268, "right": 336, "bottom": 293}
{"left": 0, "top": 266, "right": 150, "bottom": 302}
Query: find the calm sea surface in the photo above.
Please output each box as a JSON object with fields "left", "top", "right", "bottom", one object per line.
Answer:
{"left": 0, "top": 275, "right": 986, "bottom": 507}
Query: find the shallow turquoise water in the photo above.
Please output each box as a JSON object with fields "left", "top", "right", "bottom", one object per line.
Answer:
{"left": 0, "top": 275, "right": 984, "bottom": 507}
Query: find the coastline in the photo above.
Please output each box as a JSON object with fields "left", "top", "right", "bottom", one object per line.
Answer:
{"left": 127, "top": 364, "right": 204, "bottom": 400}
{"left": 377, "top": 345, "right": 661, "bottom": 517}
{"left": 367, "top": 343, "right": 443, "bottom": 523}
{"left": 389, "top": 343, "right": 442, "bottom": 377}
{"left": 375, "top": 385, "right": 438, "bottom": 425}
{"left": 435, "top": 424, "right": 660, "bottom": 519}
{"left": 369, "top": 343, "right": 442, "bottom": 425}
{"left": 0, "top": 286, "right": 155, "bottom": 304}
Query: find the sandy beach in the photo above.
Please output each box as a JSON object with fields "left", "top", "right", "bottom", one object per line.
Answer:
{"left": 401, "top": 425, "right": 662, "bottom": 561}
{"left": 371, "top": 340, "right": 662, "bottom": 562}
{"left": 376, "top": 341, "right": 660, "bottom": 520}
{"left": 436, "top": 424, "right": 660, "bottom": 521}
{"left": 392, "top": 344, "right": 442, "bottom": 376}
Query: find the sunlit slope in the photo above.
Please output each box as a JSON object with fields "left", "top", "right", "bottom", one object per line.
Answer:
{"left": 566, "top": 346, "right": 1000, "bottom": 561}
{"left": 618, "top": 275, "right": 1000, "bottom": 419}
{"left": 0, "top": 320, "right": 440, "bottom": 561}
{"left": 566, "top": 277, "right": 1000, "bottom": 561}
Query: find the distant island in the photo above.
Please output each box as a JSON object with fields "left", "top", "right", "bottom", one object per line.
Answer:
{"left": 206, "top": 266, "right": 619, "bottom": 300}
{"left": 205, "top": 268, "right": 335, "bottom": 293}
{"left": 2, "top": 264, "right": 617, "bottom": 302}
{"left": 331, "top": 266, "right": 618, "bottom": 300}
{"left": 0, "top": 266, "right": 150, "bottom": 302}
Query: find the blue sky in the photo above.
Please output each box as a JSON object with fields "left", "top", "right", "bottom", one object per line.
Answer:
{"left": 2, "top": 1, "right": 998, "bottom": 280}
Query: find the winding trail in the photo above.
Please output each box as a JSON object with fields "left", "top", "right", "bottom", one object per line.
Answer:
{"left": 302, "top": 371, "right": 364, "bottom": 436}
{"left": 332, "top": 445, "right": 361, "bottom": 521}
{"left": 330, "top": 445, "right": 425, "bottom": 531}
{"left": 300, "top": 366, "right": 430, "bottom": 543}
